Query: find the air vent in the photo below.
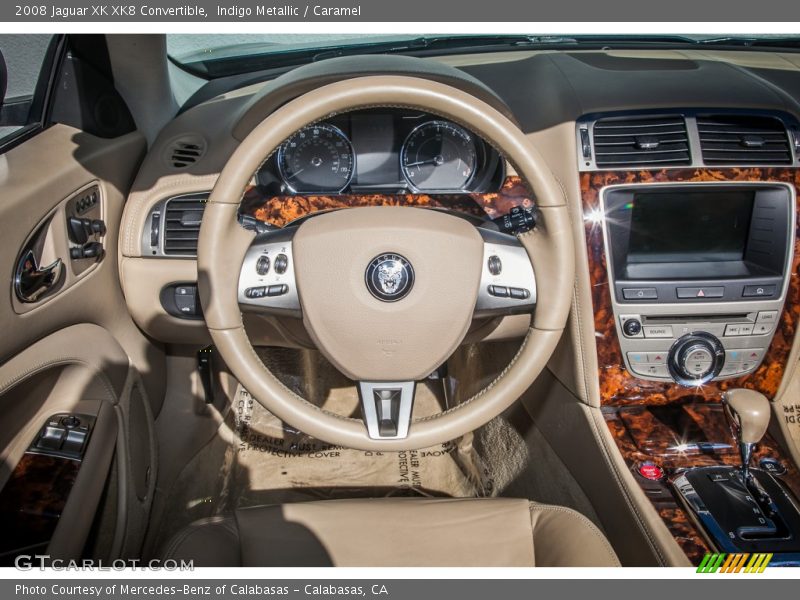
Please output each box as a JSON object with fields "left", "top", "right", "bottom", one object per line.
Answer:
{"left": 593, "top": 116, "right": 691, "bottom": 167}
{"left": 697, "top": 115, "right": 792, "bottom": 165}
{"left": 163, "top": 194, "right": 208, "bottom": 256}
{"left": 167, "top": 136, "right": 207, "bottom": 169}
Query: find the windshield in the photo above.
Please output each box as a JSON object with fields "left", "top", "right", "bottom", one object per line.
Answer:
{"left": 167, "top": 34, "right": 800, "bottom": 78}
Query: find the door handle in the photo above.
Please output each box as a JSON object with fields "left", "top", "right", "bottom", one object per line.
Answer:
{"left": 14, "top": 249, "right": 63, "bottom": 303}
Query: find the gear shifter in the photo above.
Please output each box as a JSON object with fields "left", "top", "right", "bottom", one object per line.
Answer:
{"left": 723, "top": 388, "right": 771, "bottom": 483}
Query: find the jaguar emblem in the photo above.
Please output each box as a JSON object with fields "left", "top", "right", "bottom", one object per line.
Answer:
{"left": 365, "top": 253, "right": 414, "bottom": 302}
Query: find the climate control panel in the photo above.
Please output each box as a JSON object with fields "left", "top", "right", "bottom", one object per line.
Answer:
{"left": 617, "top": 310, "right": 781, "bottom": 384}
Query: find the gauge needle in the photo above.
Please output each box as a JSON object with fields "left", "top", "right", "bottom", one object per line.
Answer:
{"left": 405, "top": 156, "right": 445, "bottom": 167}
{"left": 286, "top": 168, "right": 305, "bottom": 179}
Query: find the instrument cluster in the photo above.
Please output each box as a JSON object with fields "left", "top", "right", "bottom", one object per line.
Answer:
{"left": 257, "top": 108, "right": 505, "bottom": 195}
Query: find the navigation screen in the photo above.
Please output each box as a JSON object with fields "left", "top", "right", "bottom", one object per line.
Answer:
{"left": 627, "top": 191, "right": 754, "bottom": 263}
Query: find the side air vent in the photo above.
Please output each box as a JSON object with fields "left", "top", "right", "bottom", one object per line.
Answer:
{"left": 593, "top": 116, "right": 691, "bottom": 167}
{"left": 163, "top": 194, "right": 208, "bottom": 256}
{"left": 697, "top": 115, "right": 793, "bottom": 165}
{"left": 167, "top": 136, "right": 207, "bottom": 169}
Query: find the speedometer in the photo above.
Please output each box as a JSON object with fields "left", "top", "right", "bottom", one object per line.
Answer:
{"left": 401, "top": 121, "right": 478, "bottom": 191}
{"left": 277, "top": 124, "right": 355, "bottom": 194}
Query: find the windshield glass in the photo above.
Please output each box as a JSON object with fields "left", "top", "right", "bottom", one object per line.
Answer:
{"left": 168, "top": 34, "right": 421, "bottom": 63}
{"left": 167, "top": 34, "right": 800, "bottom": 78}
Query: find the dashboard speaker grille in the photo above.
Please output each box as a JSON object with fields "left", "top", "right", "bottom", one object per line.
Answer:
{"left": 163, "top": 194, "right": 208, "bottom": 256}
{"left": 593, "top": 116, "right": 691, "bottom": 167}
{"left": 698, "top": 115, "right": 793, "bottom": 165}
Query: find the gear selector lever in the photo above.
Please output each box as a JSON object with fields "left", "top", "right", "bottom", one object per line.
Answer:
{"left": 723, "top": 389, "right": 771, "bottom": 483}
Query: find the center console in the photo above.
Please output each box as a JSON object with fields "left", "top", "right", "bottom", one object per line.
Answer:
{"left": 601, "top": 183, "right": 795, "bottom": 386}
{"left": 581, "top": 165, "right": 800, "bottom": 567}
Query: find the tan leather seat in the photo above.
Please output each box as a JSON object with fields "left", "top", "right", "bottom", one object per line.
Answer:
{"left": 161, "top": 497, "right": 619, "bottom": 567}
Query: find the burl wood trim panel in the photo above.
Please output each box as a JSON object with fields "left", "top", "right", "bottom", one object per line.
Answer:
{"left": 239, "top": 176, "right": 534, "bottom": 228}
{"left": 581, "top": 168, "right": 800, "bottom": 407}
{"left": 606, "top": 403, "right": 800, "bottom": 565}
{"left": 0, "top": 453, "right": 79, "bottom": 563}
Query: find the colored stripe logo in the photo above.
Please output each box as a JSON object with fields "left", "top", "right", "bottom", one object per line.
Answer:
{"left": 697, "top": 553, "right": 773, "bottom": 573}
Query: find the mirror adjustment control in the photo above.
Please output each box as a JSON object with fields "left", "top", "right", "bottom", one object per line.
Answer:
{"left": 668, "top": 332, "right": 725, "bottom": 386}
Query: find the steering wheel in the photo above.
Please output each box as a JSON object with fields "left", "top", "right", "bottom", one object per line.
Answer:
{"left": 197, "top": 76, "right": 574, "bottom": 450}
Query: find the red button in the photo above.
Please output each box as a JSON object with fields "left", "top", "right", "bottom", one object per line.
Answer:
{"left": 638, "top": 463, "right": 665, "bottom": 481}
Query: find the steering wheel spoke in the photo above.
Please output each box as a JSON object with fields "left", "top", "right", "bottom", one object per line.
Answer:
{"left": 238, "top": 226, "right": 301, "bottom": 317}
{"left": 357, "top": 381, "right": 416, "bottom": 440}
{"left": 474, "top": 229, "right": 537, "bottom": 318}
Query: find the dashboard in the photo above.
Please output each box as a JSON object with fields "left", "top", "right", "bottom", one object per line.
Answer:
{"left": 254, "top": 109, "right": 504, "bottom": 196}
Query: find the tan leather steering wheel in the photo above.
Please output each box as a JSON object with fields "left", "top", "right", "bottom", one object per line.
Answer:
{"left": 197, "top": 75, "right": 574, "bottom": 450}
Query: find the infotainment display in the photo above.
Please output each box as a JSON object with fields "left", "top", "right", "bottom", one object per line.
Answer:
{"left": 627, "top": 191, "right": 754, "bottom": 263}
{"left": 603, "top": 184, "right": 792, "bottom": 299}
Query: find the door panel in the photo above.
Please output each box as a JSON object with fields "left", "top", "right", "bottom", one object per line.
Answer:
{"left": 0, "top": 118, "right": 159, "bottom": 562}
{"left": 0, "top": 124, "right": 145, "bottom": 360}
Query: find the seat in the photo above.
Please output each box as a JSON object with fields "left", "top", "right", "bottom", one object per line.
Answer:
{"left": 161, "top": 497, "right": 619, "bottom": 567}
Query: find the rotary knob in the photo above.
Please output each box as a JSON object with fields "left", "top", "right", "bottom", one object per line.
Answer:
{"left": 667, "top": 332, "right": 725, "bottom": 386}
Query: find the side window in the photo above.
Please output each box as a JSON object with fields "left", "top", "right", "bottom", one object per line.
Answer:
{"left": 0, "top": 34, "right": 58, "bottom": 149}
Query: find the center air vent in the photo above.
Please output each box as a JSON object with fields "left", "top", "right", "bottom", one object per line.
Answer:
{"left": 593, "top": 116, "right": 691, "bottom": 167}
{"left": 163, "top": 194, "right": 208, "bottom": 256}
{"left": 697, "top": 115, "right": 793, "bottom": 165}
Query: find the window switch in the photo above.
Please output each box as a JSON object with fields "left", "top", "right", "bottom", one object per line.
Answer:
{"left": 36, "top": 426, "right": 66, "bottom": 451}
{"left": 62, "top": 430, "right": 87, "bottom": 455}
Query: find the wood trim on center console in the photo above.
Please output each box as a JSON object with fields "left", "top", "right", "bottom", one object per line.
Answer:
{"left": 240, "top": 176, "right": 533, "bottom": 228}
{"left": 582, "top": 168, "right": 800, "bottom": 565}
{"left": 581, "top": 168, "right": 800, "bottom": 407}
{"left": 605, "top": 403, "right": 800, "bottom": 565}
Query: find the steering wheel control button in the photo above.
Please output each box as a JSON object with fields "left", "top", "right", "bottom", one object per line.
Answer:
{"left": 760, "top": 458, "right": 787, "bottom": 476}
{"left": 638, "top": 462, "right": 665, "bottom": 481}
{"left": 267, "top": 284, "right": 288, "bottom": 297}
{"left": 365, "top": 253, "right": 415, "bottom": 302}
{"left": 509, "top": 287, "right": 530, "bottom": 300}
{"left": 487, "top": 255, "right": 502, "bottom": 275}
{"left": 622, "top": 287, "right": 658, "bottom": 300}
{"left": 489, "top": 285, "right": 509, "bottom": 298}
{"left": 245, "top": 286, "right": 267, "bottom": 299}
{"left": 274, "top": 253, "right": 289, "bottom": 274}
{"left": 622, "top": 318, "right": 643, "bottom": 337}
{"left": 255, "top": 255, "right": 270, "bottom": 275}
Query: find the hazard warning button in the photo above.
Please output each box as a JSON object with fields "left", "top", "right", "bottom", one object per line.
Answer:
{"left": 676, "top": 286, "right": 725, "bottom": 299}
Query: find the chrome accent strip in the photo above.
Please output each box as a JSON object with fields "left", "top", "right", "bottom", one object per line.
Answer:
{"left": 358, "top": 381, "right": 416, "bottom": 440}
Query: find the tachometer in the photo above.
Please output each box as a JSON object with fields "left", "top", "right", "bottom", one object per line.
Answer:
{"left": 401, "top": 120, "right": 478, "bottom": 191}
{"left": 277, "top": 124, "right": 355, "bottom": 194}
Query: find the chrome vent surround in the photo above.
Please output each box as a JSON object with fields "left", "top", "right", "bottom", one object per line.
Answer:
{"left": 697, "top": 115, "right": 792, "bottom": 165}
{"left": 577, "top": 110, "right": 799, "bottom": 171}
{"left": 160, "top": 194, "right": 208, "bottom": 256}
{"left": 592, "top": 116, "right": 691, "bottom": 167}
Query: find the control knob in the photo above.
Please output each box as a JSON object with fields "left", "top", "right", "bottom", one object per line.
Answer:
{"left": 667, "top": 332, "right": 725, "bottom": 386}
